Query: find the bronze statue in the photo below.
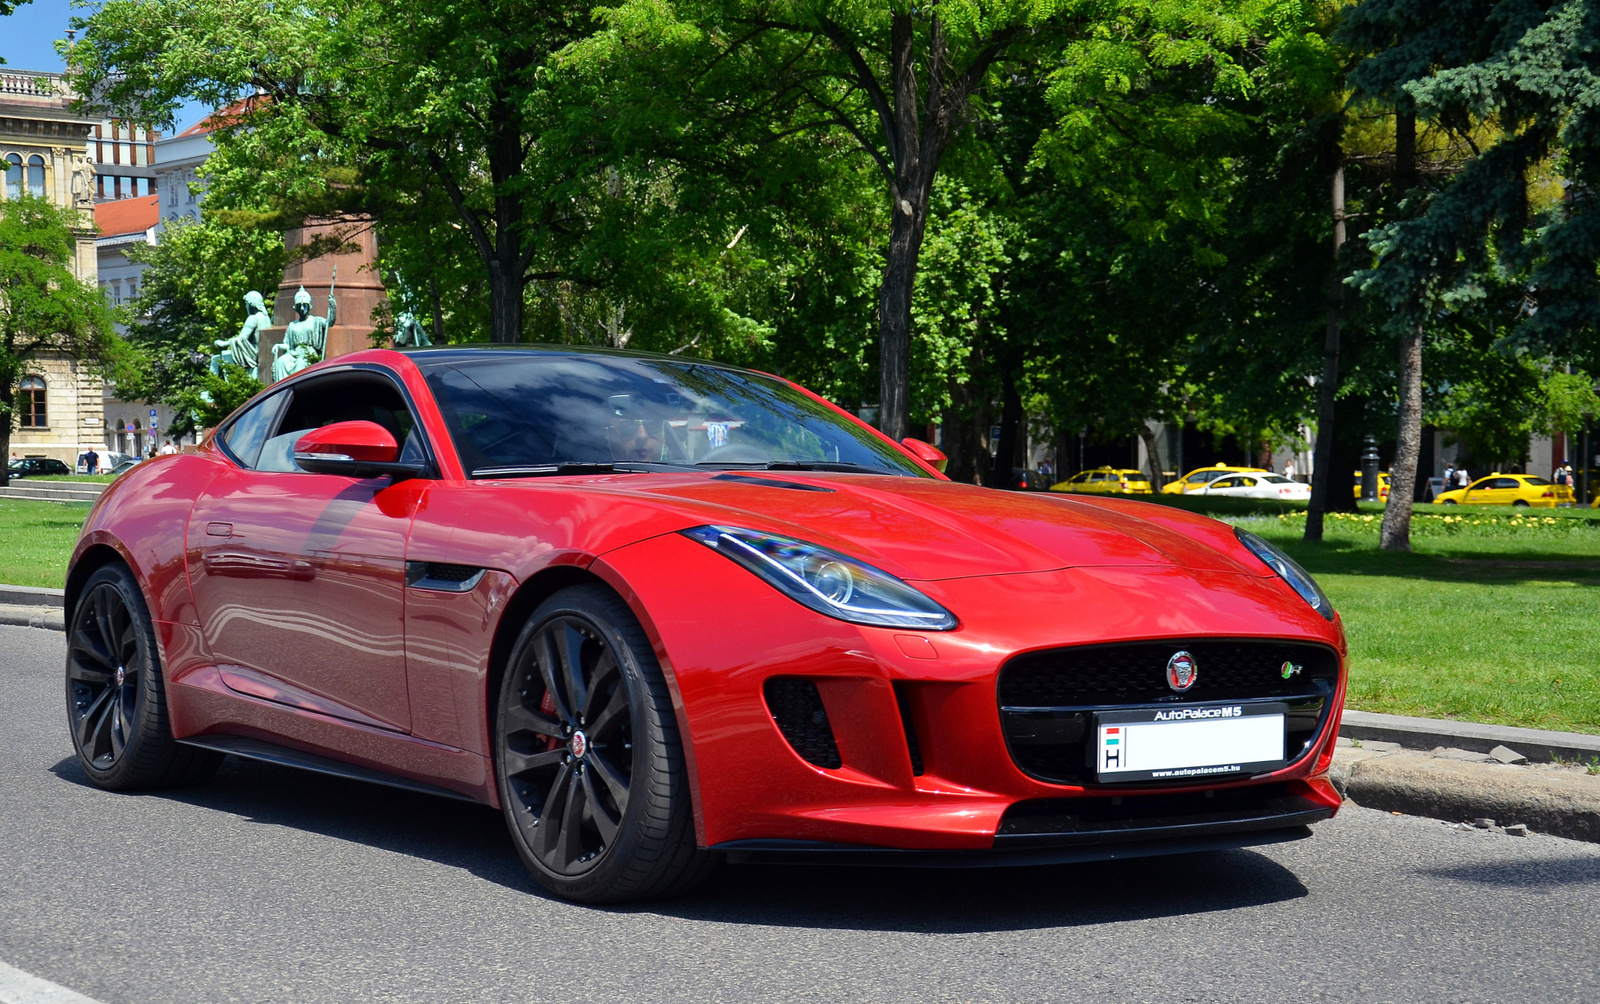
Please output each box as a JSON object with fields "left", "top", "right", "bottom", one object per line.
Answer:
{"left": 210, "top": 290, "right": 269, "bottom": 376}
{"left": 273, "top": 267, "right": 338, "bottom": 381}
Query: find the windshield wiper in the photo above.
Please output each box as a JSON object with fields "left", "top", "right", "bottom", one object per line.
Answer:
{"left": 695, "top": 460, "right": 907, "bottom": 476}
{"left": 472, "top": 462, "right": 678, "bottom": 478}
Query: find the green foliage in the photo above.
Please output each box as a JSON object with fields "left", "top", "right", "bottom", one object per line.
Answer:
{"left": 118, "top": 217, "right": 285, "bottom": 436}
{"left": 1540, "top": 369, "right": 1600, "bottom": 435}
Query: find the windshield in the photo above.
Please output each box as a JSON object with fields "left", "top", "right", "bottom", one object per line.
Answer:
{"left": 416, "top": 351, "right": 930, "bottom": 478}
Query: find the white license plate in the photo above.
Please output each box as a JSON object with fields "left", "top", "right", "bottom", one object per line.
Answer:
{"left": 1095, "top": 703, "right": 1286, "bottom": 782}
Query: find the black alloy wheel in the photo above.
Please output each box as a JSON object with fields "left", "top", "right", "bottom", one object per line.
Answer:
{"left": 496, "top": 584, "right": 713, "bottom": 903}
{"left": 66, "top": 564, "right": 220, "bottom": 789}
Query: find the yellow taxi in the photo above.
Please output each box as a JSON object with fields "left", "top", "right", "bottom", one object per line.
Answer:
{"left": 1159, "top": 463, "right": 1268, "bottom": 494}
{"left": 1352, "top": 470, "right": 1391, "bottom": 501}
{"left": 1435, "top": 473, "right": 1574, "bottom": 507}
{"left": 1051, "top": 467, "right": 1153, "bottom": 495}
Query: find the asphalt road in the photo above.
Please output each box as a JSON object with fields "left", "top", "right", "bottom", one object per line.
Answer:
{"left": 3, "top": 624, "right": 1598, "bottom": 1004}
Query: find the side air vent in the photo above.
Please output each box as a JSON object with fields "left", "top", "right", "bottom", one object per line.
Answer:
{"left": 405, "top": 561, "right": 486, "bottom": 592}
{"left": 763, "top": 678, "right": 842, "bottom": 770}
{"left": 894, "top": 682, "right": 925, "bottom": 776}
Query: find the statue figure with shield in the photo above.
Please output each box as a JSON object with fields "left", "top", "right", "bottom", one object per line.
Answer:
{"left": 273, "top": 266, "right": 339, "bottom": 381}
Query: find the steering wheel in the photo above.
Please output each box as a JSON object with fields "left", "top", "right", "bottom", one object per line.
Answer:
{"left": 699, "top": 444, "right": 770, "bottom": 464}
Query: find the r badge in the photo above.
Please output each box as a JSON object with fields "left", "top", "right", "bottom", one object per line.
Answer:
{"left": 1166, "top": 650, "right": 1197, "bottom": 692}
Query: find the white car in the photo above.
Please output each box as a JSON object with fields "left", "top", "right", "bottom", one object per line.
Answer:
{"left": 1194, "top": 472, "right": 1311, "bottom": 501}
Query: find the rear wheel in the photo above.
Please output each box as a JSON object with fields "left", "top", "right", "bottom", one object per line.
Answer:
{"left": 1442, "top": 499, "right": 1457, "bottom": 505}
{"left": 65, "top": 563, "right": 221, "bottom": 789}
{"left": 1513, "top": 499, "right": 1530, "bottom": 507}
{"left": 495, "top": 584, "right": 713, "bottom": 903}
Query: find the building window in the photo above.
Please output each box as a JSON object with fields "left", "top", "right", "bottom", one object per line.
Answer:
{"left": 27, "top": 155, "right": 45, "bottom": 198}
{"left": 186, "top": 172, "right": 196, "bottom": 203}
{"left": 3, "top": 154, "right": 20, "bottom": 200}
{"left": 166, "top": 175, "right": 176, "bottom": 205}
{"left": 20, "top": 376, "right": 46, "bottom": 428}
{"left": 131, "top": 419, "right": 144, "bottom": 457}
{"left": 111, "top": 283, "right": 122, "bottom": 305}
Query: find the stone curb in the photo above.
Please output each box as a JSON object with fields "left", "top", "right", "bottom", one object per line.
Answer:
{"left": 0, "top": 605, "right": 64, "bottom": 631}
{"left": 0, "top": 584, "right": 65, "bottom": 608}
{"left": 1341, "top": 709, "right": 1600, "bottom": 764}
{"left": 1330, "top": 746, "right": 1600, "bottom": 843}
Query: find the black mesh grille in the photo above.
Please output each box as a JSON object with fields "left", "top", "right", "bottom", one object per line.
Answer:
{"left": 998, "top": 640, "right": 1338, "bottom": 786}
{"left": 764, "top": 678, "right": 842, "bottom": 770}
{"left": 425, "top": 562, "right": 480, "bottom": 583}
{"left": 894, "top": 683, "right": 925, "bottom": 776}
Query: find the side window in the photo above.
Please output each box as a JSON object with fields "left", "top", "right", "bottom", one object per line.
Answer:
{"left": 1491, "top": 477, "right": 1518, "bottom": 490}
{"left": 220, "top": 391, "right": 286, "bottom": 469}
{"left": 254, "top": 371, "right": 427, "bottom": 474}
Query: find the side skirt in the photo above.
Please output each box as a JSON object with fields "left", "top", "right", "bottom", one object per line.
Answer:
{"left": 178, "top": 734, "right": 481, "bottom": 804}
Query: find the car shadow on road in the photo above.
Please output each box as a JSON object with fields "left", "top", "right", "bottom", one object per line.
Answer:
{"left": 49, "top": 753, "right": 1309, "bottom": 932}
{"left": 649, "top": 848, "right": 1309, "bottom": 933}
{"left": 47, "top": 753, "right": 539, "bottom": 894}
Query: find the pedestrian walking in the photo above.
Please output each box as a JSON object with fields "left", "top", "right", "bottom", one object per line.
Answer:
{"left": 1456, "top": 467, "right": 1470, "bottom": 489}
{"left": 160, "top": 439, "right": 177, "bottom": 456}
{"left": 1283, "top": 459, "right": 1296, "bottom": 480}
{"left": 1443, "top": 463, "right": 1455, "bottom": 489}
{"left": 84, "top": 448, "right": 98, "bottom": 475}
{"left": 1038, "top": 458, "right": 1053, "bottom": 480}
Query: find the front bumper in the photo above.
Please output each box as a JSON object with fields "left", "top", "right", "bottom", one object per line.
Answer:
{"left": 598, "top": 534, "right": 1348, "bottom": 851}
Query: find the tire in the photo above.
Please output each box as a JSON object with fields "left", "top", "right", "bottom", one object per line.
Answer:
{"left": 65, "top": 563, "right": 222, "bottom": 789}
{"left": 1442, "top": 499, "right": 1457, "bottom": 505}
{"left": 495, "top": 584, "right": 715, "bottom": 903}
{"left": 1513, "top": 500, "right": 1530, "bottom": 507}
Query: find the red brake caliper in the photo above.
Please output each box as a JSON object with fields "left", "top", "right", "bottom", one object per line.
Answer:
{"left": 538, "top": 690, "right": 562, "bottom": 752}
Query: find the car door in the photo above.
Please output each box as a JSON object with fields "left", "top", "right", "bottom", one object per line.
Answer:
{"left": 1204, "top": 476, "right": 1245, "bottom": 497}
{"left": 186, "top": 368, "right": 433, "bottom": 731}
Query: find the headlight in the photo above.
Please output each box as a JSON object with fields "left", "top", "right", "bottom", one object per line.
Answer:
{"left": 1234, "top": 527, "right": 1335, "bottom": 621}
{"left": 680, "top": 525, "right": 957, "bottom": 630}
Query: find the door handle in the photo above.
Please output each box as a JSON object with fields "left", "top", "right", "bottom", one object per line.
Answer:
{"left": 206, "top": 522, "right": 235, "bottom": 538}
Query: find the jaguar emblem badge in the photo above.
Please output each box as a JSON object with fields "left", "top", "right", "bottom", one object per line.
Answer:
{"left": 1166, "top": 651, "right": 1197, "bottom": 692}
{"left": 1280, "top": 660, "right": 1303, "bottom": 679}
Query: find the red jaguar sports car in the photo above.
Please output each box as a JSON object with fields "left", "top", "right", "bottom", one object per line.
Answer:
{"left": 65, "top": 346, "right": 1346, "bottom": 902}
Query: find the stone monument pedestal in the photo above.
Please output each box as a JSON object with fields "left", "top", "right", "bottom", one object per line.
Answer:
{"left": 258, "top": 326, "right": 380, "bottom": 385}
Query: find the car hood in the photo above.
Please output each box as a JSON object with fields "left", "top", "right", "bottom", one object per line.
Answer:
{"left": 597, "top": 472, "right": 1260, "bottom": 581}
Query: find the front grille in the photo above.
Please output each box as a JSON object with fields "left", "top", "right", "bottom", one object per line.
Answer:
{"left": 998, "top": 640, "right": 1338, "bottom": 786}
{"left": 764, "top": 678, "right": 842, "bottom": 770}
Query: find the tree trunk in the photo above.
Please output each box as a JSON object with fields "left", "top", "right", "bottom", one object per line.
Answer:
{"left": 879, "top": 195, "right": 929, "bottom": 440}
{"left": 1138, "top": 423, "right": 1164, "bottom": 489}
{"left": 428, "top": 275, "right": 446, "bottom": 343}
{"left": 1380, "top": 324, "right": 1424, "bottom": 551}
{"left": 990, "top": 361, "right": 1022, "bottom": 486}
{"left": 0, "top": 377, "right": 13, "bottom": 489}
{"left": 488, "top": 262, "right": 523, "bottom": 343}
{"left": 942, "top": 370, "right": 988, "bottom": 485}
{"left": 1306, "top": 160, "right": 1346, "bottom": 543}
{"left": 1379, "top": 108, "right": 1422, "bottom": 551}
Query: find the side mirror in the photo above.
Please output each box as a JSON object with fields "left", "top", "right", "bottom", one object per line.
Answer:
{"left": 901, "top": 437, "right": 948, "bottom": 474}
{"left": 294, "top": 420, "right": 424, "bottom": 482}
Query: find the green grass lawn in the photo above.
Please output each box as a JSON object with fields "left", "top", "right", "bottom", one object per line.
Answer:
{"left": 0, "top": 492, "right": 1596, "bottom": 734}
{"left": 24, "top": 474, "right": 119, "bottom": 483}
{"left": 1217, "top": 505, "right": 1600, "bottom": 736}
{"left": 0, "top": 498, "right": 90, "bottom": 589}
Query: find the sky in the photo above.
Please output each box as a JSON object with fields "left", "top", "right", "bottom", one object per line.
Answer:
{"left": 2, "top": 0, "right": 208, "bottom": 132}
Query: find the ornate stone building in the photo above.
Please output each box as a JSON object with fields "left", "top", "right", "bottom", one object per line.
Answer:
{"left": 1, "top": 69, "right": 102, "bottom": 467}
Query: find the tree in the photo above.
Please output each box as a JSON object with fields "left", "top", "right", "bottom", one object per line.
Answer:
{"left": 1341, "top": 0, "right": 1600, "bottom": 549}
{"left": 590, "top": 0, "right": 1314, "bottom": 440}
{"left": 0, "top": 196, "right": 118, "bottom": 487}
{"left": 67, "top": 0, "right": 630, "bottom": 345}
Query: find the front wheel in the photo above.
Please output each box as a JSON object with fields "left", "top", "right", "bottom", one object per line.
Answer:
{"left": 66, "top": 563, "right": 221, "bottom": 789}
{"left": 1442, "top": 499, "right": 1457, "bottom": 505}
{"left": 495, "top": 584, "right": 714, "bottom": 903}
